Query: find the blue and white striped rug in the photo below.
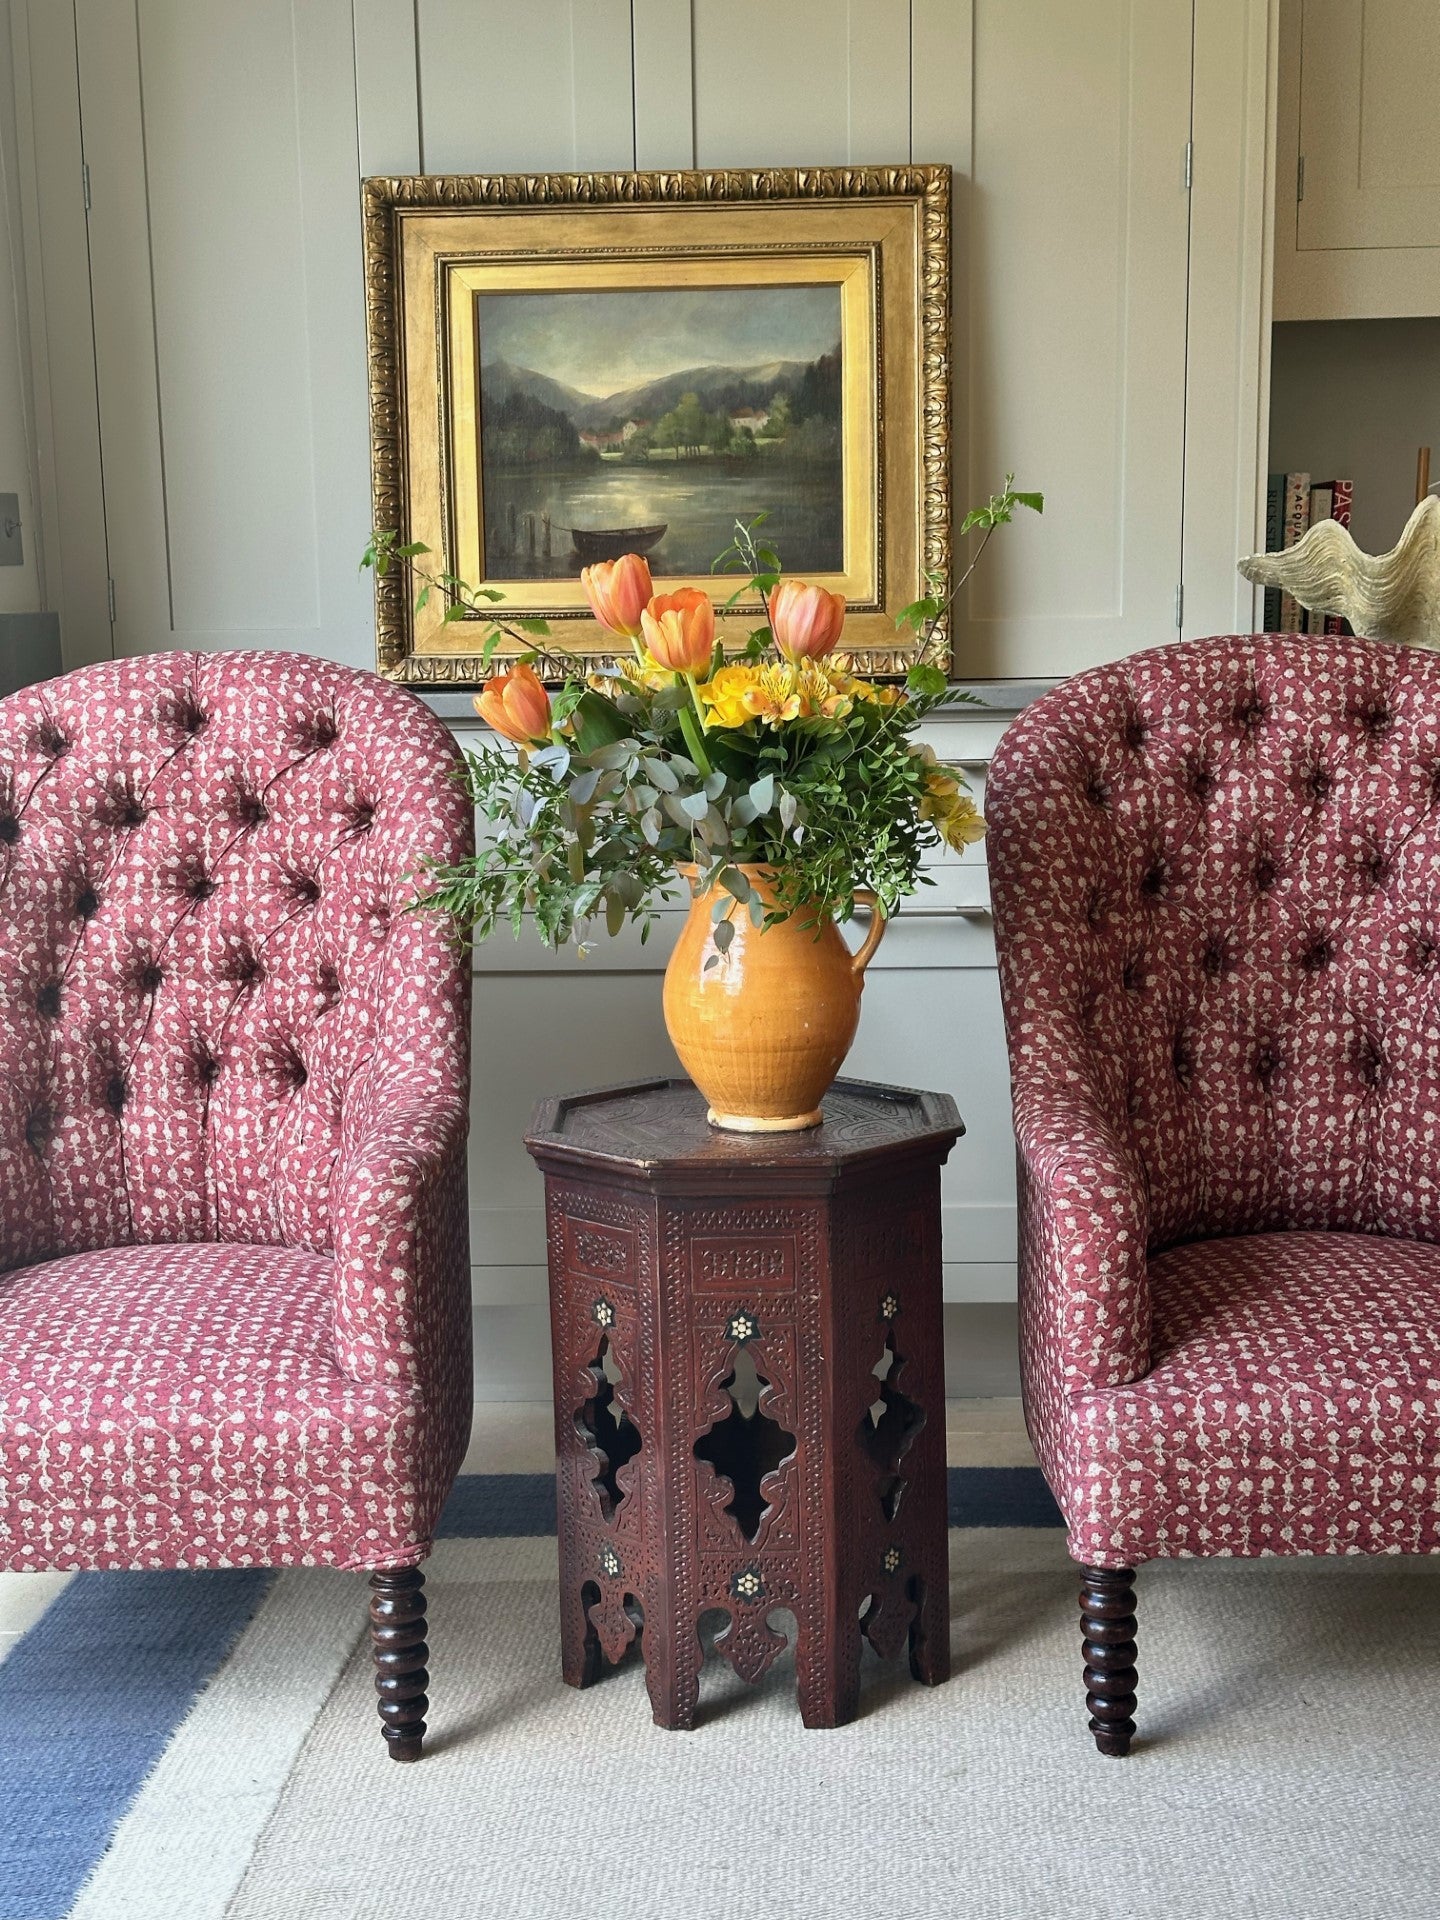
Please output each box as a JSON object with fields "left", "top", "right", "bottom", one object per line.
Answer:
{"left": 4, "top": 1469, "right": 1063, "bottom": 1920}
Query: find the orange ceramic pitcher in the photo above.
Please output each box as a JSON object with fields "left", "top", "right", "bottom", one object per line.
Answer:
{"left": 662, "top": 864, "right": 887, "bottom": 1131}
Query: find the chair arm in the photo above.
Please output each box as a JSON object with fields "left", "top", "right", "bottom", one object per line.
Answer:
{"left": 1013, "top": 1069, "right": 1152, "bottom": 1400}
{"left": 330, "top": 1085, "right": 471, "bottom": 1392}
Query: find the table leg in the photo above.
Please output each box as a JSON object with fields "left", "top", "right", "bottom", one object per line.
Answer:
{"left": 642, "top": 1601, "right": 702, "bottom": 1730}
{"left": 795, "top": 1602, "right": 863, "bottom": 1729}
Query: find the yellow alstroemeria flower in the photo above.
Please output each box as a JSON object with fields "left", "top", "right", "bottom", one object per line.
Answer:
{"left": 795, "top": 660, "right": 854, "bottom": 720}
{"left": 741, "top": 663, "right": 805, "bottom": 728}
{"left": 920, "top": 767, "right": 987, "bottom": 850}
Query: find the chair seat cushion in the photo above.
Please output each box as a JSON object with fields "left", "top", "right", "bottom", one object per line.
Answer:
{"left": 0, "top": 1242, "right": 428, "bottom": 1572}
{"left": 1064, "top": 1231, "right": 1440, "bottom": 1563}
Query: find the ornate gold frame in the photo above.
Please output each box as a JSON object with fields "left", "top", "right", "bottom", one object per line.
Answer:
{"left": 362, "top": 167, "right": 951, "bottom": 684}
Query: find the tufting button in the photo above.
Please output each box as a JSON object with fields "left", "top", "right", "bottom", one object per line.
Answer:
{"left": 1365, "top": 851, "right": 1390, "bottom": 889}
{"left": 1306, "top": 768, "right": 1333, "bottom": 802}
{"left": 74, "top": 885, "right": 100, "bottom": 921}
{"left": 230, "top": 788, "right": 269, "bottom": 828}
{"left": 161, "top": 692, "right": 209, "bottom": 737}
{"left": 1084, "top": 771, "right": 1109, "bottom": 809}
{"left": 32, "top": 720, "right": 68, "bottom": 758}
{"left": 1201, "top": 937, "right": 1228, "bottom": 978}
{"left": 1255, "top": 1044, "right": 1278, "bottom": 1088}
{"left": 1122, "top": 954, "right": 1146, "bottom": 993}
{"left": 1140, "top": 861, "right": 1167, "bottom": 898}
{"left": 104, "top": 1073, "right": 127, "bottom": 1113}
{"left": 227, "top": 945, "right": 264, "bottom": 989}
{"left": 1300, "top": 935, "right": 1334, "bottom": 972}
{"left": 1190, "top": 765, "right": 1216, "bottom": 803}
{"left": 25, "top": 1106, "right": 53, "bottom": 1153}
{"left": 315, "top": 963, "right": 342, "bottom": 1008}
{"left": 35, "top": 982, "right": 61, "bottom": 1019}
{"left": 193, "top": 1046, "right": 221, "bottom": 1087}
{"left": 1172, "top": 1033, "right": 1193, "bottom": 1086}
{"left": 1359, "top": 704, "right": 1391, "bottom": 737}
{"left": 139, "top": 964, "right": 163, "bottom": 993}
{"left": 347, "top": 800, "right": 375, "bottom": 833}
{"left": 1360, "top": 1041, "right": 1387, "bottom": 1090}
{"left": 297, "top": 711, "right": 338, "bottom": 750}
{"left": 0, "top": 811, "right": 20, "bottom": 844}
{"left": 1413, "top": 937, "right": 1435, "bottom": 973}
{"left": 288, "top": 870, "right": 321, "bottom": 906}
{"left": 1234, "top": 698, "right": 1268, "bottom": 731}
{"left": 1084, "top": 885, "right": 1106, "bottom": 929}
{"left": 1124, "top": 720, "right": 1148, "bottom": 751}
{"left": 186, "top": 870, "right": 216, "bottom": 902}
{"left": 1253, "top": 856, "right": 1276, "bottom": 892}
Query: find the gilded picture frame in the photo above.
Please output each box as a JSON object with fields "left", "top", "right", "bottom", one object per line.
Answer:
{"left": 362, "top": 166, "right": 951, "bottom": 683}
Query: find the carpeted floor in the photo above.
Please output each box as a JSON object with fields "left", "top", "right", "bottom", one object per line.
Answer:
{"left": 8, "top": 1466, "right": 1440, "bottom": 1917}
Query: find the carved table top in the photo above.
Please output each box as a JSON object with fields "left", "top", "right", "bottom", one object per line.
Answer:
{"left": 526, "top": 1077, "right": 964, "bottom": 1191}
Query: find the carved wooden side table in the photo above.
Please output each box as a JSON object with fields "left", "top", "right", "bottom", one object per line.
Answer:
{"left": 525, "top": 1076, "right": 963, "bottom": 1730}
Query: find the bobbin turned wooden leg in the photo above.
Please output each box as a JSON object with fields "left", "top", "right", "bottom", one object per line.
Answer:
{"left": 1078, "top": 1564, "right": 1137, "bottom": 1757}
{"left": 369, "top": 1567, "right": 429, "bottom": 1761}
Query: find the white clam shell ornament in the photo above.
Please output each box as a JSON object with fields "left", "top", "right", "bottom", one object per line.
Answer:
{"left": 1238, "top": 495, "right": 1440, "bottom": 649}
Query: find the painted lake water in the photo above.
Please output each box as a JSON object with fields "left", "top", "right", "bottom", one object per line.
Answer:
{"left": 483, "top": 460, "right": 843, "bottom": 579}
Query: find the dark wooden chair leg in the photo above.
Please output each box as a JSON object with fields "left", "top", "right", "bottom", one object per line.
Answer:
{"left": 370, "top": 1567, "right": 429, "bottom": 1761}
{"left": 1078, "top": 1564, "right": 1137, "bottom": 1757}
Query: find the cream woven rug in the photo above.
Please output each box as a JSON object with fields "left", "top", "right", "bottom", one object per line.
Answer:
{"left": 167, "top": 1530, "right": 1439, "bottom": 1918}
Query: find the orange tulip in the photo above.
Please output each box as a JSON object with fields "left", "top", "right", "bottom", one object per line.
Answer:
{"left": 641, "top": 589, "right": 716, "bottom": 676}
{"left": 770, "top": 578, "right": 846, "bottom": 662}
{"left": 473, "top": 662, "right": 552, "bottom": 745}
{"left": 582, "top": 553, "right": 653, "bottom": 639}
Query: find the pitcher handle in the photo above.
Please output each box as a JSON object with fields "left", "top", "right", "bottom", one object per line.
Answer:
{"left": 849, "top": 890, "right": 888, "bottom": 977}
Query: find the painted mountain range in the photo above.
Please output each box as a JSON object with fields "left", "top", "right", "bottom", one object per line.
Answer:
{"left": 480, "top": 353, "right": 832, "bottom": 434}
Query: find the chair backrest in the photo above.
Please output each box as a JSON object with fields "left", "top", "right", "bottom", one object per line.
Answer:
{"left": 0, "top": 651, "right": 473, "bottom": 1268}
{"left": 987, "top": 632, "right": 1440, "bottom": 1250}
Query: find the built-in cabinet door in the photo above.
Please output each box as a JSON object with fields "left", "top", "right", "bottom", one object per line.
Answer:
{"left": 1275, "top": 0, "right": 1440, "bottom": 320}
{"left": 931, "top": 1, "right": 1195, "bottom": 678}
{"left": 1298, "top": 0, "right": 1440, "bottom": 253}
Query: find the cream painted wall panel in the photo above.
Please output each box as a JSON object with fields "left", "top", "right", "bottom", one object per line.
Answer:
{"left": 9, "top": 0, "right": 110, "bottom": 664}
{"left": 139, "top": 2, "right": 318, "bottom": 632}
{"left": 0, "top": 0, "right": 42, "bottom": 615}
{"left": 632, "top": 0, "right": 693, "bottom": 169}
{"left": 416, "top": 0, "right": 634, "bottom": 174}
{"left": 692, "top": 0, "right": 907, "bottom": 168}
{"left": 918, "top": 0, "right": 1193, "bottom": 679}
{"left": 75, "top": 0, "right": 373, "bottom": 664}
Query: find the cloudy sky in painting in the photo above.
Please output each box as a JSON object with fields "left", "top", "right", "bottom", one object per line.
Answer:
{"left": 477, "top": 286, "right": 841, "bottom": 396}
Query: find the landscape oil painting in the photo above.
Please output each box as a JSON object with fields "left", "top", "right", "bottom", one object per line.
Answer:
{"left": 365, "top": 166, "right": 949, "bottom": 681}
{"left": 475, "top": 285, "right": 845, "bottom": 580}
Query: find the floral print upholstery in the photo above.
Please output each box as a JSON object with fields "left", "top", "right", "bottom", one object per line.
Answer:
{"left": 988, "top": 633, "right": 1440, "bottom": 1566}
{"left": 0, "top": 652, "right": 474, "bottom": 1572}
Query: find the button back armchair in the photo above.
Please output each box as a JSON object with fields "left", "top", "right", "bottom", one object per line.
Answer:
{"left": 988, "top": 632, "right": 1440, "bottom": 1756}
{"left": 0, "top": 652, "right": 473, "bottom": 1760}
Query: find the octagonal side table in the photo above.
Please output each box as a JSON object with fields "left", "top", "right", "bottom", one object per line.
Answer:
{"left": 525, "top": 1075, "right": 963, "bottom": 1729}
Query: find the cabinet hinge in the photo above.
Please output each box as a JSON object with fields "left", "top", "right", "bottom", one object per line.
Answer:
{"left": 1183, "top": 140, "right": 1193, "bottom": 191}
{"left": 1174, "top": 583, "right": 1184, "bottom": 630}
{"left": 1297, "top": 153, "right": 1305, "bottom": 203}
{"left": 82, "top": 161, "right": 91, "bottom": 213}
{"left": 107, "top": 577, "right": 116, "bottom": 624}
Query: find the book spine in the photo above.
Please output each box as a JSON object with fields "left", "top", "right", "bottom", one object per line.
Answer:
{"left": 1263, "top": 473, "right": 1284, "bottom": 631}
{"left": 1324, "top": 481, "right": 1353, "bottom": 635}
{"left": 1279, "top": 471, "right": 1310, "bottom": 633}
{"left": 1305, "top": 486, "right": 1334, "bottom": 632}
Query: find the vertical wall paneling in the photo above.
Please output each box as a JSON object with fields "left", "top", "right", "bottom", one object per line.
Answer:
{"left": 692, "top": 1, "right": 852, "bottom": 167}
{"left": 415, "top": 0, "right": 634, "bottom": 175}
{"left": 10, "top": 0, "right": 110, "bottom": 665}
{"left": 1181, "top": 0, "right": 1275, "bottom": 640}
{"left": 941, "top": 1, "right": 1194, "bottom": 678}
{"left": 0, "top": 0, "right": 43, "bottom": 615}
{"left": 847, "top": 0, "right": 912, "bottom": 165}
{"left": 353, "top": 0, "right": 420, "bottom": 175}
{"left": 632, "top": 0, "right": 693, "bottom": 170}
{"left": 75, "top": 0, "right": 373, "bottom": 664}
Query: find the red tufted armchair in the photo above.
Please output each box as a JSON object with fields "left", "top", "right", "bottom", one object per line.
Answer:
{"left": 0, "top": 651, "right": 473, "bottom": 1760}
{"left": 988, "top": 631, "right": 1440, "bottom": 1756}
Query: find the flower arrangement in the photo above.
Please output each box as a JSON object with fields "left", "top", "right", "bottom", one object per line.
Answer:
{"left": 363, "top": 479, "right": 1041, "bottom": 957}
